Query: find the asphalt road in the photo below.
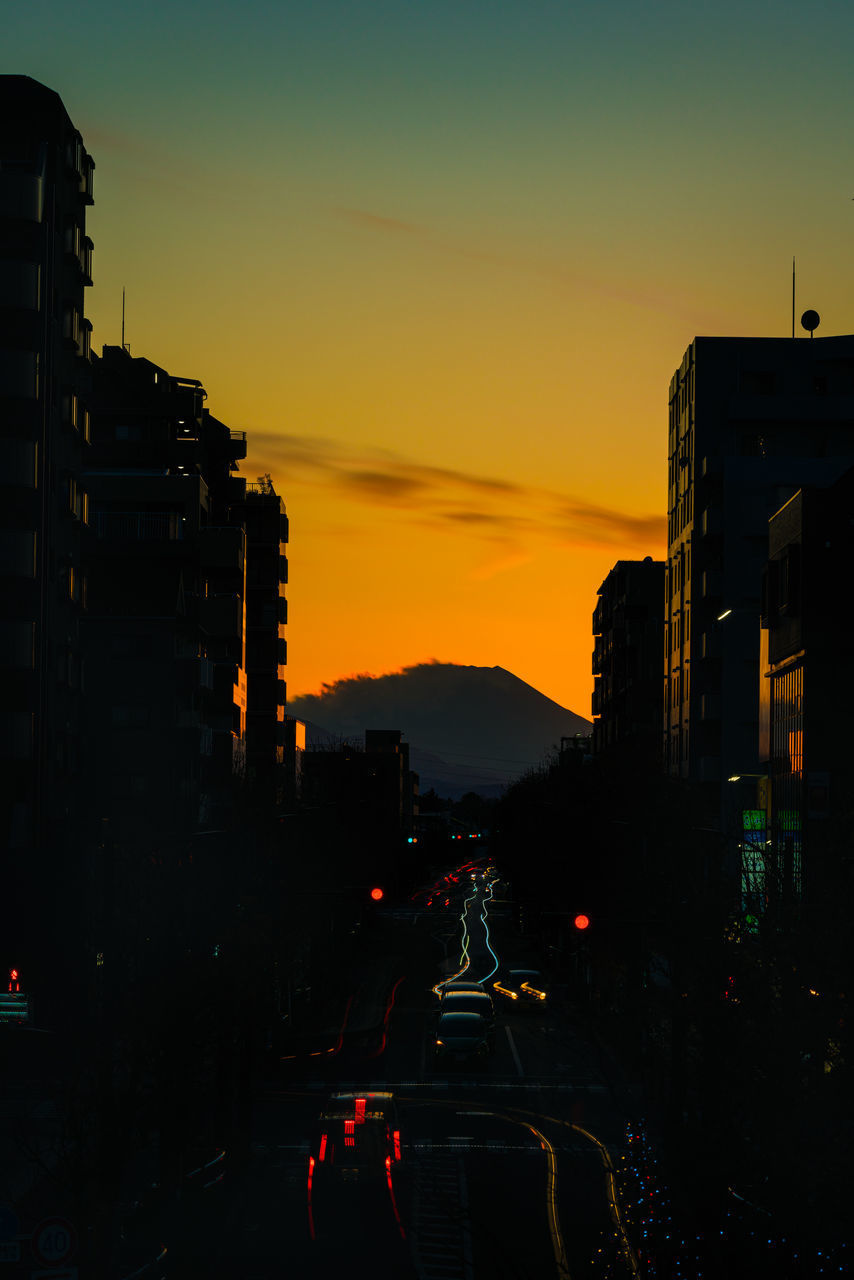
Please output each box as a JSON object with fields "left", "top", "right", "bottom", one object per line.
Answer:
{"left": 157, "top": 864, "right": 636, "bottom": 1279}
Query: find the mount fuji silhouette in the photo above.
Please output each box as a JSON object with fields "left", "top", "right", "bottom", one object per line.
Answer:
{"left": 288, "top": 662, "right": 591, "bottom": 798}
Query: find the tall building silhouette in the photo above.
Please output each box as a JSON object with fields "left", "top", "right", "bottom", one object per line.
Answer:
{"left": 592, "top": 557, "right": 664, "bottom": 759}
{"left": 758, "top": 465, "right": 854, "bottom": 908}
{"left": 665, "top": 336, "right": 854, "bottom": 863}
{"left": 86, "top": 345, "right": 250, "bottom": 840}
{"left": 1, "top": 78, "right": 94, "bottom": 1012}
{"left": 230, "top": 478, "right": 289, "bottom": 806}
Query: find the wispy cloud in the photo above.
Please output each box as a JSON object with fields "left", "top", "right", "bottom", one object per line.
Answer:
{"left": 335, "top": 207, "right": 419, "bottom": 234}
{"left": 333, "top": 205, "right": 713, "bottom": 325}
{"left": 247, "top": 430, "right": 665, "bottom": 558}
{"left": 337, "top": 469, "right": 428, "bottom": 503}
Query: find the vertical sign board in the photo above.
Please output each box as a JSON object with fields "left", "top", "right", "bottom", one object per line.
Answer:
{"left": 0, "top": 1205, "right": 19, "bottom": 1240}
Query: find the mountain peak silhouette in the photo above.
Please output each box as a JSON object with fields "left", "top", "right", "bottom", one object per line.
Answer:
{"left": 288, "top": 662, "right": 591, "bottom": 797}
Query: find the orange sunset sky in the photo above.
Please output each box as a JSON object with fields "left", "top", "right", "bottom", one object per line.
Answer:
{"left": 6, "top": 0, "right": 854, "bottom": 714}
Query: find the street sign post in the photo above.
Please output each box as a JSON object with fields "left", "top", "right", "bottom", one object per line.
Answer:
{"left": 31, "top": 1219, "right": 75, "bottom": 1267}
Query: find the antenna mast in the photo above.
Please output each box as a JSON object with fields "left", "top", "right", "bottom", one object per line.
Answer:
{"left": 791, "top": 258, "right": 795, "bottom": 339}
{"left": 121, "top": 287, "right": 128, "bottom": 352}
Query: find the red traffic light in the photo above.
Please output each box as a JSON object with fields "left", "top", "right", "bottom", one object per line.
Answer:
{"left": 573, "top": 914, "right": 590, "bottom": 930}
{"left": 370, "top": 887, "right": 384, "bottom": 901}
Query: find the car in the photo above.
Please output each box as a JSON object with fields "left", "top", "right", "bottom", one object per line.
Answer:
{"left": 307, "top": 1092, "right": 405, "bottom": 1242}
{"left": 492, "top": 968, "right": 549, "bottom": 1008}
{"left": 309, "top": 1091, "right": 402, "bottom": 1182}
{"left": 439, "top": 978, "right": 486, "bottom": 997}
{"left": 434, "top": 1011, "right": 491, "bottom": 1066}
{"left": 439, "top": 990, "right": 496, "bottom": 1035}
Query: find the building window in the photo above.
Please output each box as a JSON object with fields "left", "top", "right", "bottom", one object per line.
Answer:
{"left": 111, "top": 706, "right": 150, "bottom": 727}
{"left": 62, "top": 391, "right": 78, "bottom": 429}
{"left": 740, "top": 433, "right": 767, "bottom": 457}
{"left": 740, "top": 370, "right": 775, "bottom": 396}
{"left": 0, "top": 348, "right": 38, "bottom": 399}
{"left": 63, "top": 305, "right": 80, "bottom": 347}
{"left": 64, "top": 222, "right": 81, "bottom": 257}
{"left": 777, "top": 544, "right": 800, "bottom": 614}
{"left": 771, "top": 663, "right": 804, "bottom": 899}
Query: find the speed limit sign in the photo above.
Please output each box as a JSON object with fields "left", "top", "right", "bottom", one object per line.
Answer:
{"left": 32, "top": 1217, "right": 76, "bottom": 1265}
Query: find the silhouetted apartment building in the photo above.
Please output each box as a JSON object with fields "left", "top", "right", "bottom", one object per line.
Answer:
{"left": 364, "top": 729, "right": 419, "bottom": 836}
{"left": 1, "top": 77, "right": 95, "bottom": 1009}
{"left": 302, "top": 730, "right": 418, "bottom": 874}
{"left": 231, "top": 477, "right": 289, "bottom": 805}
{"left": 592, "top": 557, "right": 664, "bottom": 758}
{"left": 85, "top": 346, "right": 249, "bottom": 840}
{"left": 664, "top": 336, "right": 854, "bottom": 844}
{"left": 753, "top": 466, "right": 854, "bottom": 912}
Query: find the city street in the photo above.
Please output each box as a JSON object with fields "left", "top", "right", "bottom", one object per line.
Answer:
{"left": 155, "top": 861, "right": 638, "bottom": 1278}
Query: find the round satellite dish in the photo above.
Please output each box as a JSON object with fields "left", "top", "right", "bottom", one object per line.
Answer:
{"left": 801, "top": 309, "right": 820, "bottom": 335}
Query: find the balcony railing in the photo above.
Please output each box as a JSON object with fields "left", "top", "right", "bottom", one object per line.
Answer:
{"left": 199, "top": 525, "right": 245, "bottom": 572}
{"left": 94, "top": 511, "right": 184, "bottom": 541}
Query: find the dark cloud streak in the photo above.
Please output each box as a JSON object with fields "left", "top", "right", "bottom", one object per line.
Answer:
{"left": 247, "top": 429, "right": 663, "bottom": 554}
{"left": 335, "top": 207, "right": 419, "bottom": 234}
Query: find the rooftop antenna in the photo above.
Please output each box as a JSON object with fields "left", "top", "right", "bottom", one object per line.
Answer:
{"left": 791, "top": 257, "right": 795, "bottom": 338}
{"left": 121, "top": 287, "right": 130, "bottom": 353}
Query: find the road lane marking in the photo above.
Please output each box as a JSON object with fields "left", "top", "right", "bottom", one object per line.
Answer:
{"left": 290, "top": 1078, "right": 607, "bottom": 1091}
{"left": 505, "top": 1026, "right": 524, "bottom": 1076}
{"left": 570, "top": 1121, "right": 641, "bottom": 1278}
{"left": 522, "top": 1120, "right": 571, "bottom": 1280}
{"left": 459, "top": 1109, "right": 570, "bottom": 1280}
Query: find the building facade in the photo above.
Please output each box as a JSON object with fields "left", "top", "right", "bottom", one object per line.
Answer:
{"left": 85, "top": 345, "right": 251, "bottom": 839}
{"left": 757, "top": 466, "right": 854, "bottom": 910}
{"left": 1, "top": 77, "right": 95, "bottom": 1013}
{"left": 664, "top": 336, "right": 854, "bottom": 833}
{"left": 592, "top": 557, "right": 664, "bottom": 759}
{"left": 231, "top": 477, "right": 289, "bottom": 806}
